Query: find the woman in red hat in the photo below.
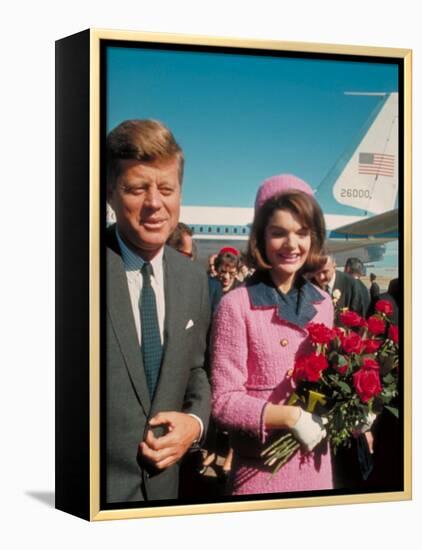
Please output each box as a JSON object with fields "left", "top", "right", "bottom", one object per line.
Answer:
{"left": 211, "top": 174, "right": 334, "bottom": 496}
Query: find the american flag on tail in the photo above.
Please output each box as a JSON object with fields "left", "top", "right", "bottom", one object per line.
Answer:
{"left": 358, "top": 152, "right": 395, "bottom": 177}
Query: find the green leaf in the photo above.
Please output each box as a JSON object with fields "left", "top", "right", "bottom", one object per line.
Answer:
{"left": 383, "top": 373, "right": 395, "bottom": 385}
{"left": 380, "top": 356, "right": 396, "bottom": 375}
{"left": 385, "top": 406, "right": 399, "bottom": 419}
{"left": 337, "top": 355, "right": 348, "bottom": 367}
{"left": 336, "top": 380, "right": 352, "bottom": 394}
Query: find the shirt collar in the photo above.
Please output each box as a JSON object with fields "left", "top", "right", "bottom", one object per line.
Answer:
{"left": 246, "top": 271, "right": 325, "bottom": 329}
{"left": 115, "top": 227, "right": 164, "bottom": 279}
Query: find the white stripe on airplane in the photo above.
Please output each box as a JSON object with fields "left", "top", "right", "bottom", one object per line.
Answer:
{"left": 180, "top": 205, "right": 365, "bottom": 233}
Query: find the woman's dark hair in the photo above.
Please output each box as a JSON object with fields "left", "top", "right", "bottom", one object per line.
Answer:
{"left": 246, "top": 190, "right": 326, "bottom": 275}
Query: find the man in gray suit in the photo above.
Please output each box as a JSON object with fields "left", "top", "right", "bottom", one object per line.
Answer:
{"left": 105, "top": 119, "right": 211, "bottom": 504}
{"left": 344, "top": 257, "right": 371, "bottom": 317}
{"left": 312, "top": 255, "right": 368, "bottom": 317}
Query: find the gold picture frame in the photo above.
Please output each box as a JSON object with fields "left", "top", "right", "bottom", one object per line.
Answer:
{"left": 55, "top": 28, "right": 412, "bottom": 521}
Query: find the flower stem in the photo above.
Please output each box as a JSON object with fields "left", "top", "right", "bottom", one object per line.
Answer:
{"left": 261, "top": 433, "right": 293, "bottom": 456}
{"left": 271, "top": 443, "right": 300, "bottom": 474}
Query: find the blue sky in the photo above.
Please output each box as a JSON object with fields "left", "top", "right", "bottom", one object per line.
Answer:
{"left": 107, "top": 46, "right": 398, "bottom": 208}
{"left": 106, "top": 45, "right": 399, "bottom": 271}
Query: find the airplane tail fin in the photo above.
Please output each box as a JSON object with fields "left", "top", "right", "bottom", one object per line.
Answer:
{"left": 315, "top": 93, "right": 399, "bottom": 216}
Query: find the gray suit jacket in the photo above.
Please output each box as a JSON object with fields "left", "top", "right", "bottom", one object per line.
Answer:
{"left": 105, "top": 227, "right": 211, "bottom": 504}
{"left": 333, "top": 270, "right": 369, "bottom": 317}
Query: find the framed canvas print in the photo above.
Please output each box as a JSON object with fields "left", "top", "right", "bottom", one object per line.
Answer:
{"left": 55, "top": 29, "right": 412, "bottom": 521}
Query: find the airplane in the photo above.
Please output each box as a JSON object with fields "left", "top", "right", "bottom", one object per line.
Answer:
{"left": 179, "top": 92, "right": 399, "bottom": 264}
{"left": 105, "top": 92, "right": 399, "bottom": 266}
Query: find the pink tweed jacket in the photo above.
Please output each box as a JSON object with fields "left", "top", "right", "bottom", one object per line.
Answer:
{"left": 211, "top": 275, "right": 334, "bottom": 496}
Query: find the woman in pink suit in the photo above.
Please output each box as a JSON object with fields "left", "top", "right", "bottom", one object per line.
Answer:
{"left": 211, "top": 174, "right": 334, "bottom": 496}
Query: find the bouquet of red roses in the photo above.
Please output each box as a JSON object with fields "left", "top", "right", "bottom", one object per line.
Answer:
{"left": 261, "top": 300, "right": 399, "bottom": 473}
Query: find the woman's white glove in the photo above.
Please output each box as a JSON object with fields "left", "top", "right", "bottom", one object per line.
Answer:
{"left": 291, "top": 409, "right": 328, "bottom": 452}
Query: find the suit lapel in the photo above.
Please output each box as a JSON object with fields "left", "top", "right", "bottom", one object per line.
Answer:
{"left": 107, "top": 246, "right": 151, "bottom": 416}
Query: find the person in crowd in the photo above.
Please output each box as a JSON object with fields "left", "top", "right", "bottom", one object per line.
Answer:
{"left": 369, "top": 272, "right": 380, "bottom": 309}
{"left": 344, "top": 257, "right": 370, "bottom": 316}
{"left": 312, "top": 255, "right": 368, "bottom": 317}
{"left": 382, "top": 277, "right": 399, "bottom": 323}
{"left": 200, "top": 249, "right": 242, "bottom": 479}
{"left": 105, "top": 119, "right": 211, "bottom": 503}
{"left": 314, "top": 258, "right": 375, "bottom": 489}
{"left": 167, "top": 221, "right": 196, "bottom": 260}
{"left": 215, "top": 248, "right": 242, "bottom": 293}
{"left": 366, "top": 277, "right": 401, "bottom": 490}
{"left": 211, "top": 174, "right": 334, "bottom": 496}
{"left": 208, "top": 247, "right": 241, "bottom": 314}
{"left": 237, "top": 252, "right": 254, "bottom": 282}
{"left": 386, "top": 277, "right": 400, "bottom": 308}
{"left": 368, "top": 277, "right": 399, "bottom": 323}
{"left": 208, "top": 253, "right": 218, "bottom": 277}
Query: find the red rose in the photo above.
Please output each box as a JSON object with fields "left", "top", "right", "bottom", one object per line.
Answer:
{"left": 307, "top": 322, "right": 334, "bottom": 345}
{"left": 339, "top": 310, "right": 364, "bottom": 328}
{"left": 362, "top": 339, "right": 382, "bottom": 354}
{"left": 388, "top": 324, "right": 399, "bottom": 344}
{"left": 353, "top": 368, "right": 383, "bottom": 403}
{"left": 335, "top": 357, "right": 349, "bottom": 375}
{"left": 341, "top": 332, "right": 364, "bottom": 354}
{"left": 367, "top": 315, "right": 386, "bottom": 336}
{"left": 293, "top": 353, "right": 329, "bottom": 383}
{"left": 361, "top": 357, "right": 380, "bottom": 370}
{"left": 333, "top": 327, "right": 344, "bottom": 339}
{"left": 375, "top": 299, "right": 394, "bottom": 316}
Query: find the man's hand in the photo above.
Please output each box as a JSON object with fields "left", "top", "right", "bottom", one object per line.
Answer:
{"left": 139, "top": 411, "right": 201, "bottom": 470}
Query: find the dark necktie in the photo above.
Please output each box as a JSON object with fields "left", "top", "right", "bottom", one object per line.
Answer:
{"left": 140, "top": 263, "right": 163, "bottom": 398}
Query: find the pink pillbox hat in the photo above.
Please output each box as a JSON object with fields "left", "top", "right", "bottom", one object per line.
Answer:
{"left": 254, "top": 174, "right": 314, "bottom": 213}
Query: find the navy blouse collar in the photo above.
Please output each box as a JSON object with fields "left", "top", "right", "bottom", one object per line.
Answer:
{"left": 246, "top": 271, "right": 325, "bottom": 329}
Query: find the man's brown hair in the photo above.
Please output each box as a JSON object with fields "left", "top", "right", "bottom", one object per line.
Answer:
{"left": 167, "top": 222, "right": 193, "bottom": 250}
{"left": 106, "top": 119, "right": 184, "bottom": 188}
{"left": 247, "top": 190, "right": 326, "bottom": 275}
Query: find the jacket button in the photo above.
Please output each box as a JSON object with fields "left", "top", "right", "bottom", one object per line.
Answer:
{"left": 280, "top": 338, "right": 288, "bottom": 347}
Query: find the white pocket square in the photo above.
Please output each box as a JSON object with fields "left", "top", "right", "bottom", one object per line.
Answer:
{"left": 185, "top": 319, "right": 194, "bottom": 330}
